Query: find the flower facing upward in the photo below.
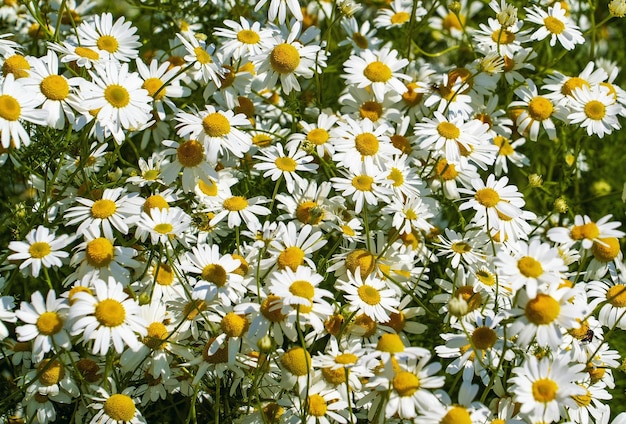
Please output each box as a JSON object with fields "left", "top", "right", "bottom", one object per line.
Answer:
{"left": 8, "top": 226, "right": 74, "bottom": 278}
{"left": 525, "top": 3, "right": 584, "bottom": 51}
{"left": 336, "top": 270, "right": 399, "bottom": 323}
{"left": 76, "top": 12, "right": 142, "bottom": 61}
{"left": 0, "top": 73, "right": 47, "bottom": 149}
{"left": 568, "top": 85, "right": 622, "bottom": 138}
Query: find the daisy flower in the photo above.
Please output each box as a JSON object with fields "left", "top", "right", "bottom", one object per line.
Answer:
{"left": 525, "top": 2, "right": 584, "bottom": 50}
{"left": 547, "top": 214, "right": 625, "bottom": 249}
{"left": 79, "top": 61, "right": 153, "bottom": 144}
{"left": 176, "top": 30, "right": 224, "bottom": 85}
{"left": 429, "top": 156, "right": 480, "bottom": 200}
{"left": 495, "top": 238, "right": 567, "bottom": 298}
{"left": 64, "top": 187, "right": 142, "bottom": 240}
{"left": 8, "top": 226, "right": 74, "bottom": 278}
{"left": 268, "top": 266, "right": 334, "bottom": 319}
{"left": 288, "top": 112, "right": 338, "bottom": 158}
{"left": 253, "top": 142, "right": 318, "bottom": 193}
{"left": 88, "top": 387, "right": 146, "bottom": 424}
{"left": 338, "top": 86, "right": 402, "bottom": 124}
{"left": 336, "top": 270, "right": 399, "bottom": 323}
{"left": 433, "top": 228, "right": 488, "bottom": 269}
{"left": 509, "top": 284, "right": 584, "bottom": 350}
{"left": 175, "top": 105, "right": 252, "bottom": 163}
{"left": 254, "top": 0, "right": 302, "bottom": 24}
{"left": 15, "top": 290, "right": 71, "bottom": 363}
{"left": 69, "top": 278, "right": 147, "bottom": 355}
{"left": 253, "top": 21, "right": 326, "bottom": 94}
{"left": 209, "top": 193, "right": 271, "bottom": 231}
{"left": 374, "top": 0, "right": 426, "bottom": 30}
{"left": 135, "top": 206, "right": 192, "bottom": 246}
{"left": 338, "top": 17, "right": 381, "bottom": 51}
{"left": 213, "top": 17, "right": 273, "bottom": 61}
{"left": 493, "top": 135, "right": 529, "bottom": 176}
{"left": 160, "top": 139, "right": 218, "bottom": 193}
{"left": 473, "top": 17, "right": 529, "bottom": 58}
{"left": 587, "top": 273, "right": 626, "bottom": 330}
{"left": 509, "top": 79, "right": 568, "bottom": 141}
{"left": 568, "top": 85, "right": 622, "bottom": 138}
{"left": 382, "top": 194, "right": 434, "bottom": 235}
{"left": 0, "top": 73, "right": 47, "bottom": 149}
{"left": 48, "top": 40, "right": 105, "bottom": 70}
{"left": 458, "top": 174, "right": 525, "bottom": 232}
{"left": 342, "top": 46, "right": 409, "bottom": 102}
{"left": 126, "top": 154, "right": 166, "bottom": 187}
{"left": 21, "top": 50, "right": 81, "bottom": 129}
{"left": 383, "top": 153, "right": 425, "bottom": 199}
{"left": 76, "top": 12, "right": 142, "bottom": 61}
{"left": 509, "top": 354, "right": 587, "bottom": 423}
{"left": 542, "top": 61, "right": 608, "bottom": 106}
{"left": 331, "top": 162, "right": 393, "bottom": 213}
{"left": 267, "top": 222, "right": 328, "bottom": 271}
{"left": 283, "top": 380, "right": 354, "bottom": 424}
{"left": 136, "top": 58, "right": 190, "bottom": 120}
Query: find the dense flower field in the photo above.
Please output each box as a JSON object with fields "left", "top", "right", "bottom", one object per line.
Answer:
{"left": 1, "top": 0, "right": 626, "bottom": 422}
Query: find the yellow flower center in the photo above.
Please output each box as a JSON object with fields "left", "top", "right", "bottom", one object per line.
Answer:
{"left": 437, "top": 122, "right": 461, "bottom": 140}
{"left": 296, "top": 201, "right": 323, "bottom": 225}
{"left": 390, "top": 11, "right": 410, "bottom": 24}
{"left": 435, "top": 159, "right": 458, "bottom": 181}
{"left": 231, "top": 253, "right": 249, "bottom": 276}
{"left": 104, "top": 84, "right": 130, "bottom": 108}
{"left": 260, "top": 295, "right": 286, "bottom": 322}
{"left": 103, "top": 394, "right": 136, "bottom": 422}
{"left": 270, "top": 43, "right": 300, "bottom": 74}
{"left": 391, "top": 134, "right": 411, "bottom": 154}
{"left": 441, "top": 406, "right": 472, "bottom": 424}
{"left": 570, "top": 222, "right": 599, "bottom": 241}
{"left": 194, "top": 46, "right": 212, "bottom": 64}
{"left": 85, "top": 238, "right": 114, "bottom": 268}
{"left": 38, "top": 359, "right": 65, "bottom": 386}
{"left": 76, "top": 358, "right": 100, "bottom": 383}
{"left": 363, "top": 61, "right": 392, "bottom": 83}
{"left": 471, "top": 326, "right": 497, "bottom": 350}
{"left": 572, "top": 387, "right": 592, "bottom": 407}
{"left": 177, "top": 140, "right": 205, "bottom": 167}
{"left": 561, "top": 77, "right": 589, "bottom": 96}
{"left": 525, "top": 294, "right": 560, "bottom": 325}
{"left": 202, "top": 112, "right": 231, "bottom": 137}
{"left": 36, "top": 311, "right": 64, "bottom": 335}
{"left": 221, "top": 312, "right": 248, "bottom": 337}
{"left": 252, "top": 133, "right": 272, "bottom": 147}
{"left": 142, "top": 77, "right": 166, "bottom": 101}
{"left": 289, "top": 279, "right": 314, "bottom": 304}
{"left": 143, "top": 321, "right": 168, "bottom": 349}
{"left": 237, "top": 29, "right": 260, "bottom": 44}
{"left": 442, "top": 12, "right": 465, "bottom": 30}
{"left": 584, "top": 100, "right": 606, "bottom": 120}
{"left": 202, "top": 337, "right": 228, "bottom": 363}
{"left": 543, "top": 16, "right": 565, "bottom": 34}
{"left": 40, "top": 75, "right": 70, "bottom": 101}
{"left": 280, "top": 347, "right": 311, "bottom": 376}
{"left": 75, "top": 46, "right": 100, "bottom": 60}
{"left": 307, "top": 128, "right": 329, "bottom": 145}
{"left": 352, "top": 32, "right": 369, "bottom": 49}
{"left": 606, "top": 284, "right": 626, "bottom": 307}
{"left": 142, "top": 169, "right": 160, "bottom": 180}
{"left": 451, "top": 241, "right": 472, "bottom": 254}
{"left": 405, "top": 208, "right": 418, "bottom": 220}
{"left": 476, "top": 269, "right": 495, "bottom": 286}
{"left": 341, "top": 225, "right": 356, "bottom": 236}
{"left": 97, "top": 35, "right": 119, "bottom": 53}
{"left": 475, "top": 187, "right": 500, "bottom": 207}
{"left": 322, "top": 367, "right": 345, "bottom": 385}
{"left": 357, "top": 284, "right": 381, "bottom": 305}
{"left": 0, "top": 94, "right": 21, "bottom": 121}
{"left": 376, "top": 333, "right": 404, "bottom": 353}
{"left": 198, "top": 179, "right": 218, "bottom": 196}
{"left": 456, "top": 286, "right": 482, "bottom": 312}
{"left": 223, "top": 196, "right": 248, "bottom": 211}
{"left": 28, "top": 241, "right": 51, "bottom": 259}
{"left": 528, "top": 96, "right": 553, "bottom": 121}
{"left": 491, "top": 29, "right": 516, "bottom": 44}
{"left": 387, "top": 168, "right": 404, "bottom": 187}
{"left": 494, "top": 136, "right": 514, "bottom": 156}
{"left": 532, "top": 378, "right": 558, "bottom": 402}
{"left": 154, "top": 223, "right": 173, "bottom": 234}
{"left": 277, "top": 246, "right": 305, "bottom": 271}
{"left": 201, "top": 263, "right": 227, "bottom": 286}
{"left": 2, "top": 54, "right": 30, "bottom": 78}
{"left": 402, "top": 82, "right": 423, "bottom": 107}
{"left": 345, "top": 249, "right": 376, "bottom": 278}
{"left": 393, "top": 371, "right": 419, "bottom": 396}
{"left": 91, "top": 199, "right": 117, "bottom": 219}
{"left": 183, "top": 299, "right": 206, "bottom": 320}
{"left": 517, "top": 256, "right": 544, "bottom": 278}
{"left": 592, "top": 237, "right": 621, "bottom": 262}
{"left": 274, "top": 156, "right": 297, "bottom": 172}
{"left": 95, "top": 298, "right": 126, "bottom": 327}
{"left": 359, "top": 101, "right": 383, "bottom": 122}
{"left": 355, "top": 133, "right": 380, "bottom": 156}
{"left": 351, "top": 175, "right": 374, "bottom": 191}
{"left": 143, "top": 195, "right": 169, "bottom": 213}
{"left": 387, "top": 311, "right": 406, "bottom": 332}
{"left": 307, "top": 394, "right": 327, "bottom": 416}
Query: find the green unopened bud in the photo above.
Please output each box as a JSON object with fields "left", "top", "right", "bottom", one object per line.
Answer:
{"left": 592, "top": 180, "right": 611, "bottom": 197}
{"left": 449, "top": 1, "right": 462, "bottom": 14}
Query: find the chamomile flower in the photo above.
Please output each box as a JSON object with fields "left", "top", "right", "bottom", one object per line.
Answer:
{"left": 288, "top": 112, "right": 338, "bottom": 158}
{"left": 254, "top": 0, "right": 302, "bottom": 24}
{"left": 209, "top": 193, "right": 271, "bottom": 231}
{"left": 382, "top": 194, "right": 434, "bottom": 235}
{"left": 79, "top": 61, "right": 153, "bottom": 143}
{"left": 8, "top": 226, "right": 74, "bottom": 278}
{"left": 342, "top": 46, "right": 409, "bottom": 102}
{"left": 136, "top": 58, "right": 190, "bottom": 120}
{"left": 587, "top": 274, "right": 626, "bottom": 330}
{"left": 509, "top": 354, "right": 587, "bottom": 423}
{"left": 474, "top": 17, "right": 529, "bottom": 58}
{"left": 433, "top": 228, "right": 488, "bottom": 269}
{"left": 126, "top": 154, "right": 166, "bottom": 187}
{"left": 160, "top": 139, "right": 218, "bottom": 193}
{"left": 493, "top": 135, "right": 529, "bottom": 176}
{"left": 331, "top": 162, "right": 393, "bottom": 213}
{"left": 509, "top": 79, "right": 568, "bottom": 141}
{"left": 135, "top": 206, "right": 192, "bottom": 246}
{"left": 213, "top": 18, "right": 273, "bottom": 61}
{"left": 374, "top": 0, "right": 426, "bottom": 29}
{"left": 15, "top": 290, "right": 71, "bottom": 363}
{"left": 48, "top": 40, "right": 104, "bottom": 69}
{"left": 547, "top": 214, "right": 625, "bottom": 249}
{"left": 88, "top": 387, "right": 146, "bottom": 424}
{"left": 0, "top": 73, "right": 47, "bottom": 149}
{"left": 267, "top": 222, "right": 328, "bottom": 271}
{"left": 568, "top": 85, "right": 622, "bottom": 138}
{"left": 338, "top": 17, "right": 381, "bottom": 51}
{"left": 525, "top": 2, "right": 584, "bottom": 51}
{"left": 76, "top": 12, "right": 142, "bottom": 61}
{"left": 254, "top": 143, "right": 318, "bottom": 193}
{"left": 175, "top": 105, "right": 252, "bottom": 162}
{"left": 64, "top": 187, "right": 142, "bottom": 240}
{"left": 336, "top": 270, "right": 399, "bottom": 323}
{"left": 253, "top": 21, "right": 326, "bottom": 94}
{"left": 268, "top": 266, "right": 334, "bottom": 317}
{"left": 70, "top": 278, "right": 147, "bottom": 355}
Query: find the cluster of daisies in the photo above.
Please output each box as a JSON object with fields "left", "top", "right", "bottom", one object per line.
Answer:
{"left": 1, "top": 0, "right": 626, "bottom": 422}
